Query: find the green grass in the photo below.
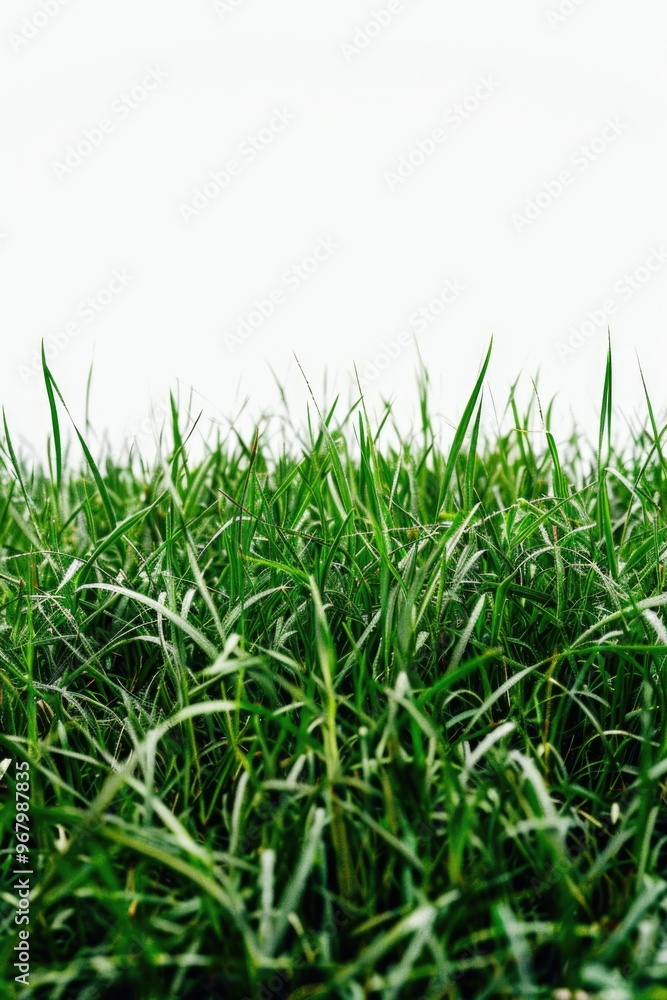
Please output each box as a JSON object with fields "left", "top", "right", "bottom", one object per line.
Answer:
{"left": 1, "top": 343, "right": 666, "bottom": 999}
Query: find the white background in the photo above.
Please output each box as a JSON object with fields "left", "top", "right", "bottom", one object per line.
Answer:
{"left": 2, "top": 0, "right": 667, "bottom": 456}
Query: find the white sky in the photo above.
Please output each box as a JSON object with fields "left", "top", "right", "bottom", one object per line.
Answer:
{"left": 2, "top": 0, "right": 667, "bottom": 458}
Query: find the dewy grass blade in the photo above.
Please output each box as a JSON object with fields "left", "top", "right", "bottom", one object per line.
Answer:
{"left": 41, "top": 342, "right": 63, "bottom": 493}
{"left": 436, "top": 337, "right": 492, "bottom": 515}
{"left": 264, "top": 807, "right": 327, "bottom": 957}
{"left": 75, "top": 582, "right": 220, "bottom": 659}
{"left": 597, "top": 337, "right": 619, "bottom": 578}
{"left": 38, "top": 356, "right": 118, "bottom": 530}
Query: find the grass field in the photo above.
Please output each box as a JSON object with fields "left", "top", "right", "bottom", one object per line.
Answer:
{"left": 1, "top": 343, "right": 667, "bottom": 999}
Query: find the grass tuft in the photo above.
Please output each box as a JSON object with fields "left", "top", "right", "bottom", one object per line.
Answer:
{"left": 1, "top": 345, "right": 666, "bottom": 998}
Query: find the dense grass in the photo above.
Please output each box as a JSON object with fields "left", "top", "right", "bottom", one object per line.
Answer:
{"left": 1, "top": 344, "right": 667, "bottom": 999}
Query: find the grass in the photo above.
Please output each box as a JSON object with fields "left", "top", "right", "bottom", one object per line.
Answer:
{"left": 1, "top": 341, "right": 666, "bottom": 999}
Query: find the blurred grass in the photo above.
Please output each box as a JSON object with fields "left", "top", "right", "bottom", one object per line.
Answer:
{"left": 0, "top": 343, "right": 666, "bottom": 999}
